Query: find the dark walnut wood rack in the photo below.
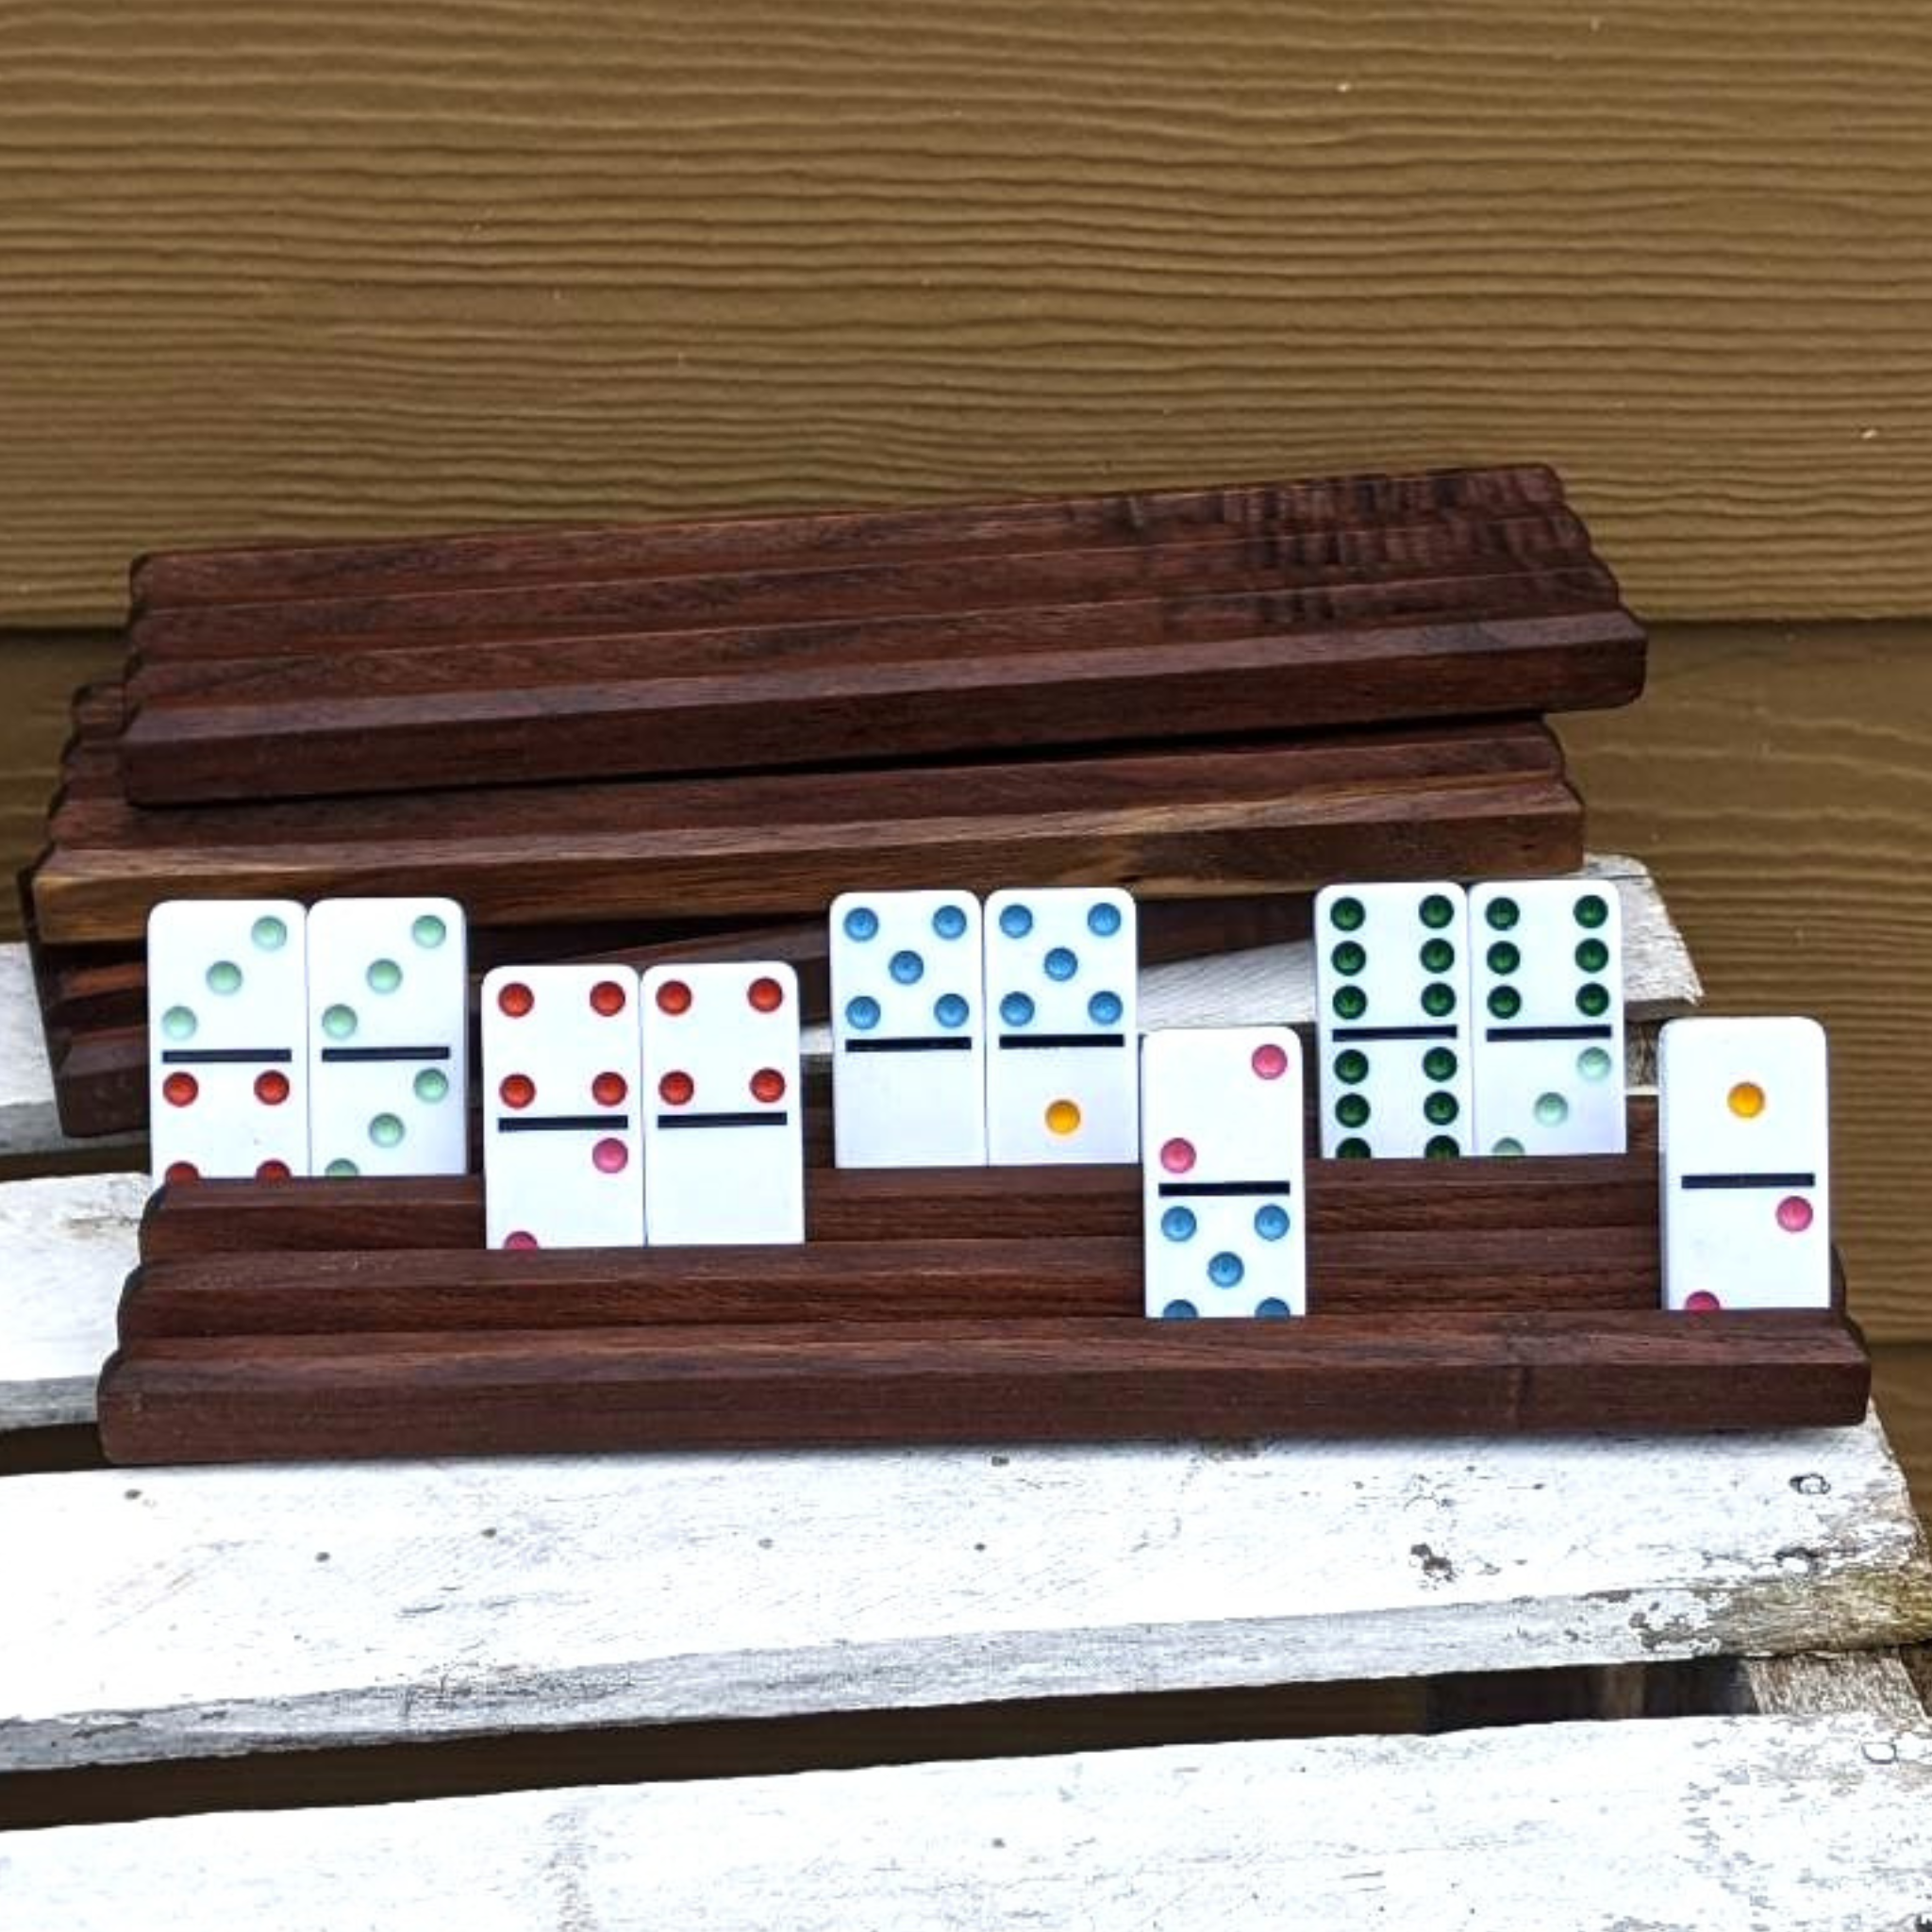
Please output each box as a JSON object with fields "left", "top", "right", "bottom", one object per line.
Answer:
{"left": 98, "top": 1102, "right": 1870, "bottom": 1465}
{"left": 24, "top": 460, "right": 1639, "bottom": 1141}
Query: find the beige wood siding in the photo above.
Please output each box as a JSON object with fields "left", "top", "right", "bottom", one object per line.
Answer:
{"left": 3, "top": 1, "right": 1930, "bottom": 625}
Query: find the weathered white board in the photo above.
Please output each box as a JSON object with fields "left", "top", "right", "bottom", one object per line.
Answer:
{"left": 0, "top": 1170, "right": 146, "bottom": 1427}
{"left": 2, "top": 1410, "right": 1924, "bottom": 1773}
{"left": 5, "top": 1712, "right": 1930, "bottom": 1930}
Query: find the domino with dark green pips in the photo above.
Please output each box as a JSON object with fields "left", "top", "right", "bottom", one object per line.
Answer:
{"left": 1314, "top": 882, "right": 1472, "bottom": 1158}
{"left": 1469, "top": 879, "right": 1624, "bottom": 1156}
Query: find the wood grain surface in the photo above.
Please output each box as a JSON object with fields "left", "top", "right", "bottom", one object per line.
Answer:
{"left": 129, "top": 468, "right": 1572, "bottom": 609}
{"left": 134, "top": 1147, "right": 1660, "bottom": 1260}
{"left": 4, "top": 3, "right": 1931, "bottom": 625}
{"left": 117, "top": 1230, "right": 1670, "bottom": 1338}
{"left": 96, "top": 1311, "right": 1871, "bottom": 1463}
{"left": 31, "top": 715, "right": 1584, "bottom": 942}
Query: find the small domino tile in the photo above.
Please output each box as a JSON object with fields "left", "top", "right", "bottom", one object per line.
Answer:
{"left": 640, "top": 961, "right": 806, "bottom": 1244}
{"left": 148, "top": 899, "right": 310, "bottom": 1185}
{"left": 307, "top": 897, "right": 469, "bottom": 1178}
{"left": 1468, "top": 879, "right": 1625, "bottom": 1156}
{"left": 1141, "top": 1025, "right": 1307, "bottom": 1320}
{"left": 481, "top": 965, "right": 644, "bottom": 1250}
{"left": 983, "top": 887, "right": 1139, "bottom": 1164}
{"left": 829, "top": 890, "right": 986, "bottom": 1167}
{"left": 1314, "top": 882, "right": 1471, "bottom": 1159}
{"left": 1658, "top": 1015, "right": 1831, "bottom": 1311}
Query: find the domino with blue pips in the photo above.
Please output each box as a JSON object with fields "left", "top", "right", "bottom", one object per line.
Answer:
{"left": 829, "top": 890, "right": 986, "bottom": 1167}
{"left": 1314, "top": 881, "right": 1471, "bottom": 1158}
{"left": 1141, "top": 1025, "right": 1307, "bottom": 1320}
{"left": 983, "top": 887, "right": 1139, "bottom": 1164}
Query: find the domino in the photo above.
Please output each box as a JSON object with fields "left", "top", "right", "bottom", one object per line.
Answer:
{"left": 1314, "top": 882, "right": 1471, "bottom": 1158}
{"left": 829, "top": 890, "right": 986, "bottom": 1167}
{"left": 1659, "top": 1016, "right": 1831, "bottom": 1310}
{"left": 1468, "top": 879, "right": 1625, "bottom": 1156}
{"left": 481, "top": 965, "right": 643, "bottom": 1249}
{"left": 983, "top": 887, "right": 1139, "bottom": 1164}
{"left": 1141, "top": 1025, "right": 1307, "bottom": 1320}
{"left": 640, "top": 962, "right": 805, "bottom": 1243}
{"left": 307, "top": 897, "right": 469, "bottom": 1177}
{"left": 148, "top": 899, "right": 310, "bottom": 1184}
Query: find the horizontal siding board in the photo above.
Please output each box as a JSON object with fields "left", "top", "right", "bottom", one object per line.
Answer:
{"left": 2, "top": 3, "right": 1931, "bottom": 621}
{"left": 1562, "top": 625, "right": 1932, "bottom": 1346}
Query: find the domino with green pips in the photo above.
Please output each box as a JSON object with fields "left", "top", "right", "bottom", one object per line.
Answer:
{"left": 1314, "top": 882, "right": 1472, "bottom": 1159}
{"left": 1468, "top": 880, "right": 1624, "bottom": 1156}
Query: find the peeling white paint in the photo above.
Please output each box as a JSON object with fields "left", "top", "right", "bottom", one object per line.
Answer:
{"left": 4, "top": 1714, "right": 1930, "bottom": 1928}
{"left": 1, "top": 1414, "right": 1924, "bottom": 1771}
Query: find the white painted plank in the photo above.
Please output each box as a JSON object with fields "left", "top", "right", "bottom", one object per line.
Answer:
{"left": 2, "top": 1409, "right": 1925, "bottom": 1772}
{"left": 0, "top": 945, "right": 142, "bottom": 1164}
{"left": 5, "top": 1713, "right": 1930, "bottom": 1929}
{"left": 0, "top": 1171, "right": 146, "bottom": 1428}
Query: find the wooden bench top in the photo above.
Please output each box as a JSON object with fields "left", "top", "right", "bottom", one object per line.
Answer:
{"left": 4, "top": 1411, "right": 1928, "bottom": 1777}
{"left": 6, "top": 1714, "right": 1931, "bottom": 1928}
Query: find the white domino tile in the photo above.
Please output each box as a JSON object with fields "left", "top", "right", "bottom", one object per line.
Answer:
{"left": 1141, "top": 1025, "right": 1307, "bottom": 1320}
{"left": 829, "top": 891, "right": 986, "bottom": 1167}
{"left": 307, "top": 897, "right": 469, "bottom": 1177}
{"left": 1659, "top": 1015, "right": 1831, "bottom": 1311}
{"left": 1314, "top": 883, "right": 1471, "bottom": 1160}
{"left": 1469, "top": 879, "right": 1625, "bottom": 1157}
{"left": 147, "top": 899, "right": 309, "bottom": 1184}
{"left": 984, "top": 887, "right": 1139, "bottom": 1164}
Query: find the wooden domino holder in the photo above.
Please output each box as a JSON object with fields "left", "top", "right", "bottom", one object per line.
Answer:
{"left": 128, "top": 463, "right": 1574, "bottom": 608}
{"left": 97, "top": 1099, "right": 1870, "bottom": 1464}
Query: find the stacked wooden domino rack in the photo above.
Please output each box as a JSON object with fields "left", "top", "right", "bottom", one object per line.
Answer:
{"left": 15, "top": 462, "right": 1867, "bottom": 1458}
{"left": 25, "top": 461, "right": 1625, "bottom": 1140}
